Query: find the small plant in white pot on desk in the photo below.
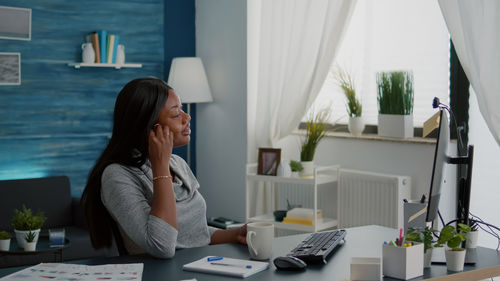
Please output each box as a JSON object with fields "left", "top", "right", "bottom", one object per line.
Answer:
{"left": 465, "top": 219, "right": 479, "bottom": 248}
{"left": 405, "top": 227, "right": 438, "bottom": 268}
{"left": 435, "top": 223, "right": 471, "bottom": 272}
{"left": 10, "top": 205, "right": 47, "bottom": 249}
{"left": 335, "top": 67, "right": 364, "bottom": 136}
{"left": 24, "top": 230, "right": 37, "bottom": 251}
{"left": 0, "top": 230, "right": 11, "bottom": 251}
{"left": 289, "top": 160, "right": 303, "bottom": 177}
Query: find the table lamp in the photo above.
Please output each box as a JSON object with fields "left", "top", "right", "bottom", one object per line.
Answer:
{"left": 167, "top": 57, "right": 213, "bottom": 166}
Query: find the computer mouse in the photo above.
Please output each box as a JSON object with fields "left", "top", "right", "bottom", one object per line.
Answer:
{"left": 273, "top": 256, "right": 307, "bottom": 271}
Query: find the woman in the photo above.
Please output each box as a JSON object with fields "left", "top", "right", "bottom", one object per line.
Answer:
{"left": 81, "top": 77, "right": 246, "bottom": 258}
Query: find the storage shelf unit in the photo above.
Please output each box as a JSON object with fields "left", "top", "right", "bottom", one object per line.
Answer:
{"left": 246, "top": 163, "right": 340, "bottom": 233}
{"left": 68, "top": 63, "right": 142, "bottom": 69}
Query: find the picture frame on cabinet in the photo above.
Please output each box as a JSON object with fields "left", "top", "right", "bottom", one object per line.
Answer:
{"left": 257, "top": 148, "right": 281, "bottom": 176}
{"left": 0, "top": 52, "right": 21, "bottom": 85}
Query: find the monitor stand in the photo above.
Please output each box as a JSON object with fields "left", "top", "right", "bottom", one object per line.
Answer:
{"left": 431, "top": 247, "right": 477, "bottom": 265}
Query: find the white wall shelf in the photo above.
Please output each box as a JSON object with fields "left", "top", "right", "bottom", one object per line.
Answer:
{"left": 246, "top": 163, "right": 340, "bottom": 233}
{"left": 68, "top": 63, "right": 142, "bottom": 69}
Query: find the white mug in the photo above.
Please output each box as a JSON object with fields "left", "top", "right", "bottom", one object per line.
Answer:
{"left": 246, "top": 222, "right": 274, "bottom": 260}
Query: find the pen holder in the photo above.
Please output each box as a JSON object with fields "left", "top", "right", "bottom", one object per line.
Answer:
{"left": 350, "top": 257, "right": 382, "bottom": 281}
{"left": 382, "top": 242, "right": 423, "bottom": 280}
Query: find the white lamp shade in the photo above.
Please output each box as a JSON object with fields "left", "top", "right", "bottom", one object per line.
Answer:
{"left": 167, "top": 57, "right": 213, "bottom": 103}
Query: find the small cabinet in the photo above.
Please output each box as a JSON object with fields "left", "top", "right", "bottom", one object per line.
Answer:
{"left": 245, "top": 163, "right": 340, "bottom": 233}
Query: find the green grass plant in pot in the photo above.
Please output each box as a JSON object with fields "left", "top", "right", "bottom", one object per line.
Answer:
{"left": 465, "top": 219, "right": 479, "bottom": 249}
{"left": 376, "top": 71, "right": 414, "bottom": 138}
{"left": 405, "top": 226, "right": 438, "bottom": 268}
{"left": 435, "top": 223, "right": 471, "bottom": 272}
{"left": 300, "top": 107, "right": 331, "bottom": 176}
{"left": 10, "top": 205, "right": 47, "bottom": 249}
{"left": 0, "top": 230, "right": 11, "bottom": 251}
{"left": 335, "top": 67, "right": 363, "bottom": 136}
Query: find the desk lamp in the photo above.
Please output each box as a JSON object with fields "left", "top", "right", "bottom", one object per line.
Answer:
{"left": 167, "top": 57, "right": 213, "bottom": 167}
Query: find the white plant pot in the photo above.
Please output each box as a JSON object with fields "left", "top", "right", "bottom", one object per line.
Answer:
{"left": 0, "top": 239, "right": 10, "bottom": 251}
{"left": 445, "top": 248, "right": 466, "bottom": 272}
{"left": 14, "top": 229, "right": 40, "bottom": 249}
{"left": 24, "top": 241, "right": 37, "bottom": 252}
{"left": 348, "top": 116, "right": 365, "bottom": 137}
{"left": 300, "top": 161, "right": 314, "bottom": 177}
{"left": 466, "top": 230, "right": 479, "bottom": 248}
{"left": 378, "top": 114, "right": 413, "bottom": 138}
{"left": 291, "top": 171, "right": 300, "bottom": 178}
{"left": 424, "top": 248, "right": 432, "bottom": 268}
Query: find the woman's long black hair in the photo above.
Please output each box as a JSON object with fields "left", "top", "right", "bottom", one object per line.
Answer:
{"left": 81, "top": 77, "right": 171, "bottom": 250}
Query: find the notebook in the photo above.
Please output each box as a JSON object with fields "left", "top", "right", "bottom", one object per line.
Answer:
{"left": 183, "top": 256, "right": 269, "bottom": 278}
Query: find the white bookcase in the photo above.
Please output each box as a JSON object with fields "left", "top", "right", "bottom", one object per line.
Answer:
{"left": 245, "top": 163, "right": 340, "bottom": 233}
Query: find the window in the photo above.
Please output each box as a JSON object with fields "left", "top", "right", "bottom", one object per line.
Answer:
{"left": 306, "top": 0, "right": 450, "bottom": 128}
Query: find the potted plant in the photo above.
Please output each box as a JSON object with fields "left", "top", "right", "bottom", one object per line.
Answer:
{"left": 335, "top": 67, "right": 363, "bottom": 136}
{"left": 24, "top": 230, "right": 37, "bottom": 252}
{"left": 376, "top": 71, "right": 414, "bottom": 138}
{"left": 289, "top": 160, "right": 303, "bottom": 177}
{"left": 10, "top": 205, "right": 46, "bottom": 249}
{"left": 405, "top": 227, "right": 438, "bottom": 268}
{"left": 300, "top": 107, "right": 330, "bottom": 176}
{"left": 0, "top": 231, "right": 11, "bottom": 251}
{"left": 465, "top": 219, "right": 479, "bottom": 249}
{"left": 435, "top": 223, "right": 471, "bottom": 272}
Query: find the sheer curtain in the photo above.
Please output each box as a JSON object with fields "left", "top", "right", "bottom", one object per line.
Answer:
{"left": 247, "top": 0, "right": 356, "bottom": 216}
{"left": 438, "top": 0, "right": 500, "bottom": 145}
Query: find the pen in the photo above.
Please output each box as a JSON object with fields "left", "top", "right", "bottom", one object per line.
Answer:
{"left": 210, "top": 262, "right": 252, "bottom": 269}
{"left": 207, "top": 256, "right": 223, "bottom": 261}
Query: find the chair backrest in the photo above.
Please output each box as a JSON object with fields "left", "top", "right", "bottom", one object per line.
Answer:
{"left": 0, "top": 176, "right": 73, "bottom": 230}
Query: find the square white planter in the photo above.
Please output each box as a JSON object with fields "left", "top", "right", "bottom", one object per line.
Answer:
{"left": 378, "top": 114, "right": 413, "bottom": 138}
{"left": 383, "top": 242, "right": 423, "bottom": 280}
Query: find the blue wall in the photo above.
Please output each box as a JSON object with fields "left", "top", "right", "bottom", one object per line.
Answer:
{"left": 0, "top": 0, "right": 196, "bottom": 197}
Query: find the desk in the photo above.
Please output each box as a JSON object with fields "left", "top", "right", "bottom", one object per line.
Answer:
{"left": 1, "top": 225, "right": 499, "bottom": 280}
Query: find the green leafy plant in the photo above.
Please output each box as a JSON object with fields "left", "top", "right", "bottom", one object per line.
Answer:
{"left": 435, "top": 223, "right": 471, "bottom": 251}
{"left": 0, "top": 231, "right": 11, "bottom": 240}
{"left": 10, "top": 205, "right": 47, "bottom": 231}
{"left": 300, "top": 107, "right": 331, "bottom": 162}
{"left": 24, "top": 230, "right": 37, "bottom": 243}
{"left": 376, "top": 71, "right": 414, "bottom": 115}
{"left": 335, "top": 68, "right": 362, "bottom": 117}
{"left": 289, "top": 160, "right": 303, "bottom": 172}
{"left": 405, "top": 226, "right": 438, "bottom": 253}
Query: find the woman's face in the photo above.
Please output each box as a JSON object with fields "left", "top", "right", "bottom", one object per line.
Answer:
{"left": 157, "top": 90, "right": 191, "bottom": 147}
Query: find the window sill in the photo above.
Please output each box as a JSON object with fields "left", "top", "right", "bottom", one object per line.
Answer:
{"left": 293, "top": 130, "right": 436, "bottom": 145}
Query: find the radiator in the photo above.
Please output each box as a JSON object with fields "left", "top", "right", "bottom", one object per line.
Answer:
{"left": 337, "top": 169, "right": 411, "bottom": 229}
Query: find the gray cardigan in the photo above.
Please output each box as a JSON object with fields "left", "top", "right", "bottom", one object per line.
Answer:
{"left": 101, "top": 154, "right": 218, "bottom": 258}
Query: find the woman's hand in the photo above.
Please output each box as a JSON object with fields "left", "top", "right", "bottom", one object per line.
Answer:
{"left": 149, "top": 124, "right": 174, "bottom": 176}
{"left": 235, "top": 224, "right": 247, "bottom": 245}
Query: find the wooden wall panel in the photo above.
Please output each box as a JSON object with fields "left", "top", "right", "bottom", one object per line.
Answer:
{"left": 0, "top": 0, "right": 164, "bottom": 197}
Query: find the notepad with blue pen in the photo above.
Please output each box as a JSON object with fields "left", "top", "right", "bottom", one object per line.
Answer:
{"left": 183, "top": 256, "right": 269, "bottom": 278}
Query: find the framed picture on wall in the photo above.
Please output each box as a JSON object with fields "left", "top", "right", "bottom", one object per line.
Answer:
{"left": 257, "top": 148, "right": 281, "bottom": 176}
{"left": 0, "top": 53, "right": 21, "bottom": 85}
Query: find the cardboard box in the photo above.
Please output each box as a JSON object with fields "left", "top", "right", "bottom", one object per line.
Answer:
{"left": 383, "top": 242, "right": 423, "bottom": 280}
{"left": 351, "top": 257, "right": 382, "bottom": 281}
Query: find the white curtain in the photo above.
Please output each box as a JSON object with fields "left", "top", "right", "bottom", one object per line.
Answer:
{"left": 247, "top": 0, "right": 356, "bottom": 216}
{"left": 438, "top": 0, "right": 500, "bottom": 145}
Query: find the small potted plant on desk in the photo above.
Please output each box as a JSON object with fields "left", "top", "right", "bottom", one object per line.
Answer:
{"left": 10, "top": 205, "right": 47, "bottom": 249}
{"left": 24, "top": 230, "right": 37, "bottom": 252}
{"left": 289, "top": 160, "right": 303, "bottom": 178}
{"left": 465, "top": 219, "right": 479, "bottom": 249}
{"left": 405, "top": 226, "right": 438, "bottom": 268}
{"left": 0, "top": 231, "right": 11, "bottom": 251}
{"left": 435, "top": 223, "right": 471, "bottom": 272}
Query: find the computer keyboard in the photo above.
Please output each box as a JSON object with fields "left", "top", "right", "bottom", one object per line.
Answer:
{"left": 286, "top": 229, "right": 346, "bottom": 264}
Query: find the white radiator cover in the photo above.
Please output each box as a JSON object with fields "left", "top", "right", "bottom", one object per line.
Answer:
{"left": 338, "top": 169, "right": 411, "bottom": 229}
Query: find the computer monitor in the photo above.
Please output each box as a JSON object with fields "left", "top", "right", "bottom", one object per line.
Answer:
{"left": 425, "top": 109, "right": 474, "bottom": 225}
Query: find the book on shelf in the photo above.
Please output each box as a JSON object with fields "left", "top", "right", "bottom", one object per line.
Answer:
{"left": 282, "top": 217, "right": 323, "bottom": 226}
{"left": 89, "top": 32, "right": 100, "bottom": 63}
{"left": 111, "top": 35, "right": 119, "bottom": 63}
{"left": 286, "top": 208, "right": 322, "bottom": 219}
{"left": 106, "top": 34, "right": 115, "bottom": 64}
{"left": 97, "top": 30, "right": 107, "bottom": 63}
{"left": 207, "top": 217, "right": 245, "bottom": 229}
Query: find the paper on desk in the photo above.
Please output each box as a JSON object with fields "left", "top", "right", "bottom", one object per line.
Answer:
{"left": 0, "top": 262, "right": 144, "bottom": 281}
{"left": 183, "top": 256, "right": 269, "bottom": 278}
